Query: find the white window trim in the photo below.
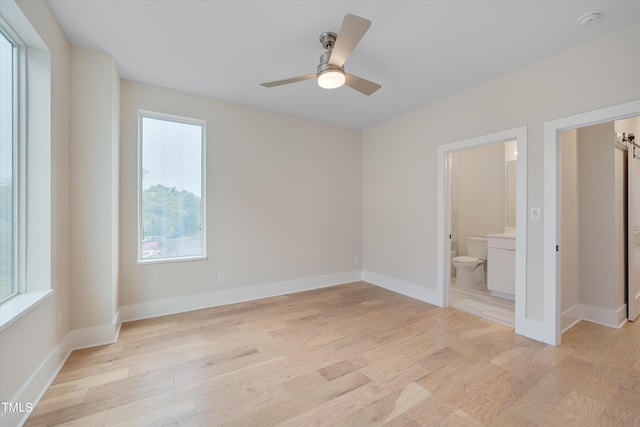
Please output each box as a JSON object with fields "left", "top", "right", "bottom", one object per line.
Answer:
{"left": 137, "top": 110, "right": 207, "bottom": 265}
{"left": 0, "top": 0, "right": 53, "bottom": 328}
{"left": 0, "top": 17, "right": 25, "bottom": 305}
{"left": 0, "top": 290, "right": 52, "bottom": 331}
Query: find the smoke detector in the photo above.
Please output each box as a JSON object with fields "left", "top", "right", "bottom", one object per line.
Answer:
{"left": 576, "top": 11, "right": 601, "bottom": 27}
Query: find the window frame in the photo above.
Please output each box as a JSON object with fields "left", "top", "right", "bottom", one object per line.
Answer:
{"left": 0, "top": 3, "right": 54, "bottom": 330}
{"left": 137, "top": 110, "right": 207, "bottom": 264}
{"left": 0, "top": 21, "right": 24, "bottom": 305}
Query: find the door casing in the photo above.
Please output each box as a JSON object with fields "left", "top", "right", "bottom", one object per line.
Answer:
{"left": 544, "top": 100, "right": 640, "bottom": 345}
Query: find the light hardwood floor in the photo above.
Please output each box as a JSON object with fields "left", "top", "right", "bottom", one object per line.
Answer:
{"left": 449, "top": 285, "right": 515, "bottom": 327}
{"left": 25, "top": 281, "right": 640, "bottom": 426}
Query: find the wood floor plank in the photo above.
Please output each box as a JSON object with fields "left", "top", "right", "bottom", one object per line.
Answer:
{"left": 545, "top": 390, "right": 607, "bottom": 427}
{"left": 23, "top": 281, "right": 640, "bottom": 426}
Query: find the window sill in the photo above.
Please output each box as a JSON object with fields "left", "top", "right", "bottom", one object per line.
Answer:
{"left": 0, "top": 290, "right": 53, "bottom": 332}
{"left": 137, "top": 255, "right": 208, "bottom": 266}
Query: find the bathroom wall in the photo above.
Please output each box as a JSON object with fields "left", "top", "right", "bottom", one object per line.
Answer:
{"left": 453, "top": 142, "right": 505, "bottom": 257}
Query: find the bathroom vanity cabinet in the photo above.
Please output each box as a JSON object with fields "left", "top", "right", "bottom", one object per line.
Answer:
{"left": 487, "top": 233, "right": 516, "bottom": 299}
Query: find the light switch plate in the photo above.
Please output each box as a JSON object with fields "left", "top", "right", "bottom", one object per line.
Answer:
{"left": 530, "top": 207, "right": 541, "bottom": 220}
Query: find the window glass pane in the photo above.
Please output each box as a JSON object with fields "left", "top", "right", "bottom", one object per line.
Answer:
{"left": 140, "top": 115, "right": 204, "bottom": 261}
{"left": 0, "top": 31, "right": 15, "bottom": 300}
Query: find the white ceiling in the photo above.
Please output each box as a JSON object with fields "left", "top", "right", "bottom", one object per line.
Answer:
{"left": 47, "top": 1, "right": 640, "bottom": 130}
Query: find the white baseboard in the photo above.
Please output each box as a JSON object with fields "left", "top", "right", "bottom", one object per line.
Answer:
{"left": 69, "top": 310, "right": 122, "bottom": 350}
{"left": 361, "top": 270, "right": 440, "bottom": 306}
{"left": 0, "top": 334, "right": 72, "bottom": 427}
{"left": 560, "top": 303, "right": 628, "bottom": 332}
{"left": 514, "top": 317, "right": 549, "bottom": 344}
{"left": 120, "top": 270, "right": 362, "bottom": 322}
{"left": 561, "top": 304, "right": 582, "bottom": 333}
{"left": 581, "top": 303, "right": 627, "bottom": 329}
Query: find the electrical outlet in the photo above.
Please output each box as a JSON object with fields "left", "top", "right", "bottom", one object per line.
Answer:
{"left": 217, "top": 272, "right": 226, "bottom": 283}
{"left": 354, "top": 256, "right": 360, "bottom": 265}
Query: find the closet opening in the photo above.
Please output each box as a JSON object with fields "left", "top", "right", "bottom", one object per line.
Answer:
{"left": 558, "top": 116, "right": 640, "bottom": 336}
{"left": 543, "top": 99, "right": 640, "bottom": 345}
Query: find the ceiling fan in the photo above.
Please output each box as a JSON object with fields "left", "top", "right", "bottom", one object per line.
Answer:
{"left": 260, "top": 14, "right": 381, "bottom": 96}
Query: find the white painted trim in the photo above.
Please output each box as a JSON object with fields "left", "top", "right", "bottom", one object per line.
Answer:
{"left": 436, "top": 127, "right": 533, "bottom": 339}
{"left": 436, "top": 146, "right": 449, "bottom": 307}
{"left": 513, "top": 129, "right": 529, "bottom": 341}
{"left": 513, "top": 317, "right": 547, "bottom": 343}
{"left": 69, "top": 311, "right": 121, "bottom": 350}
{"left": 120, "top": 271, "right": 362, "bottom": 322}
{"left": 581, "top": 303, "right": 628, "bottom": 329}
{"left": 543, "top": 99, "right": 640, "bottom": 345}
{"left": 137, "top": 110, "right": 207, "bottom": 263}
{"left": 362, "top": 271, "right": 441, "bottom": 306}
{"left": 0, "top": 289, "right": 52, "bottom": 332}
{"left": 0, "top": 334, "right": 72, "bottom": 427}
{"left": 561, "top": 304, "right": 581, "bottom": 333}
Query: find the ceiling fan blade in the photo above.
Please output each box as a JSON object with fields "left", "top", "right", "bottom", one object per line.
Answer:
{"left": 329, "top": 14, "right": 371, "bottom": 67}
{"left": 344, "top": 73, "right": 381, "bottom": 95}
{"left": 260, "top": 73, "right": 316, "bottom": 88}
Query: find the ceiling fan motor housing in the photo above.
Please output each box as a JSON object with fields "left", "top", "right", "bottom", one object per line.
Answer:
{"left": 319, "top": 31, "right": 337, "bottom": 50}
{"left": 317, "top": 33, "right": 343, "bottom": 77}
{"left": 317, "top": 51, "right": 343, "bottom": 74}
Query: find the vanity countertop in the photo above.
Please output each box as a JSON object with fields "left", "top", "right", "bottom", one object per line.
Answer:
{"left": 486, "top": 232, "right": 516, "bottom": 239}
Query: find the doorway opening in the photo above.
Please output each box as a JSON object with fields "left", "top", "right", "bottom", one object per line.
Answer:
{"left": 437, "top": 126, "right": 527, "bottom": 333}
{"left": 544, "top": 100, "right": 640, "bottom": 345}
{"left": 448, "top": 141, "right": 517, "bottom": 325}
{"left": 558, "top": 118, "right": 639, "bottom": 335}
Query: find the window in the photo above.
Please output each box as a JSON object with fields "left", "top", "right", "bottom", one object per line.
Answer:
{"left": 0, "top": 28, "right": 17, "bottom": 302}
{"left": 139, "top": 112, "right": 206, "bottom": 262}
{"left": 0, "top": 4, "right": 53, "bottom": 327}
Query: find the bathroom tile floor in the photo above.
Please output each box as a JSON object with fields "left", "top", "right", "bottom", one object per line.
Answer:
{"left": 449, "top": 281, "right": 515, "bottom": 327}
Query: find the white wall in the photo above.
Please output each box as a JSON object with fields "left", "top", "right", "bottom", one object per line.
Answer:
{"left": 454, "top": 143, "right": 505, "bottom": 257}
{"left": 362, "top": 24, "right": 640, "bottom": 330}
{"left": 577, "top": 123, "right": 621, "bottom": 312}
{"left": 69, "top": 46, "right": 120, "bottom": 340}
{"left": 0, "top": 1, "right": 70, "bottom": 426}
{"left": 559, "top": 129, "right": 579, "bottom": 331}
{"left": 119, "top": 81, "right": 362, "bottom": 318}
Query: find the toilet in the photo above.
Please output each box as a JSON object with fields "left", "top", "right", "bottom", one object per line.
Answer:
{"left": 450, "top": 240, "right": 458, "bottom": 277}
{"left": 452, "top": 236, "right": 487, "bottom": 289}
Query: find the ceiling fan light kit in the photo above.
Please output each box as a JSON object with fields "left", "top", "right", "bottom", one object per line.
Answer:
{"left": 260, "top": 14, "right": 381, "bottom": 95}
{"left": 318, "top": 69, "right": 345, "bottom": 89}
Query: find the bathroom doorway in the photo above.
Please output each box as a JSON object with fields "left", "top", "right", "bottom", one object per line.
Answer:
{"left": 436, "top": 126, "right": 527, "bottom": 332}
{"left": 449, "top": 141, "right": 516, "bottom": 325}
